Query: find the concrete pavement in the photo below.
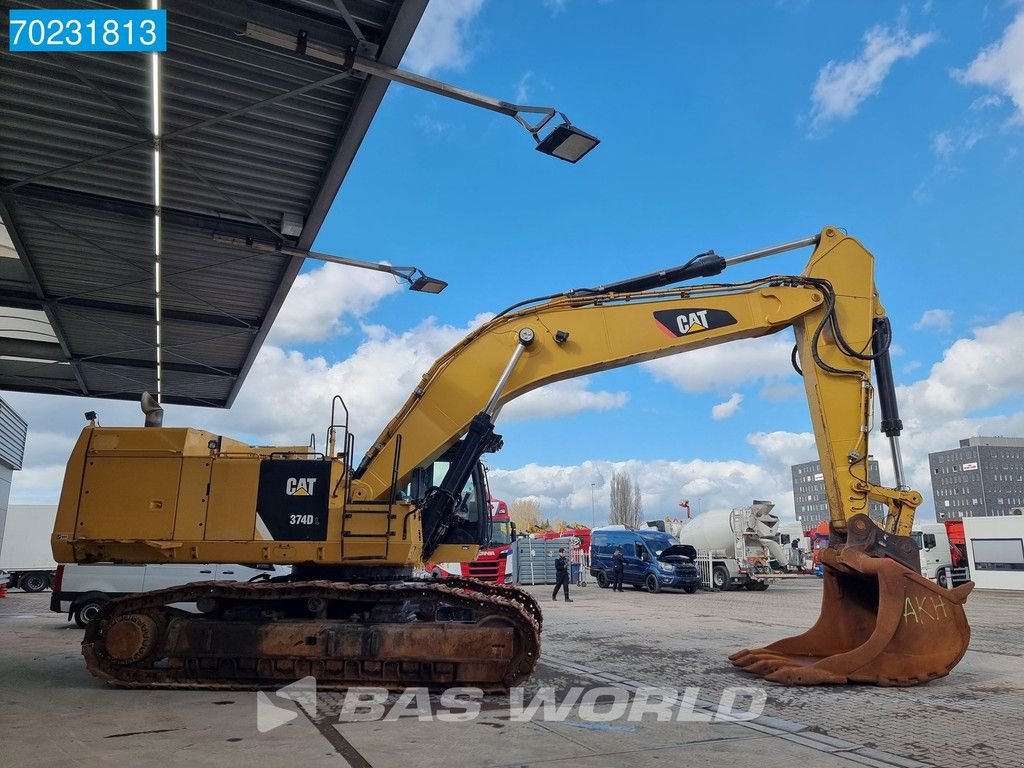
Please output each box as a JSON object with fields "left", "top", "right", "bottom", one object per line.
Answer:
{"left": 2, "top": 579, "right": 1022, "bottom": 768}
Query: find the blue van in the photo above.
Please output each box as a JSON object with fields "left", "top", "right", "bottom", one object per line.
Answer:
{"left": 590, "top": 526, "right": 701, "bottom": 593}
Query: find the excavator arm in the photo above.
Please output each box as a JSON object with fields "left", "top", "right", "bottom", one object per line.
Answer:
{"left": 355, "top": 225, "right": 974, "bottom": 686}
{"left": 356, "top": 227, "right": 908, "bottom": 553}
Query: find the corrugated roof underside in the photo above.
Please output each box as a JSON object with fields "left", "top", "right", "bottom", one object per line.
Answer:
{"left": 0, "top": 0, "right": 418, "bottom": 407}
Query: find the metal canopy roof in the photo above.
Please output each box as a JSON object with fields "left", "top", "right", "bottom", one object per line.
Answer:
{"left": 0, "top": 0, "right": 425, "bottom": 407}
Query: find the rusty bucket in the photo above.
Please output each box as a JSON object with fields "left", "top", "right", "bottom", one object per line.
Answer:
{"left": 730, "top": 546, "right": 973, "bottom": 686}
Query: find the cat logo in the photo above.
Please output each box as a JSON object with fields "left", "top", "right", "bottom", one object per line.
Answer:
{"left": 676, "top": 310, "right": 711, "bottom": 335}
{"left": 286, "top": 477, "right": 317, "bottom": 496}
{"left": 653, "top": 308, "right": 738, "bottom": 339}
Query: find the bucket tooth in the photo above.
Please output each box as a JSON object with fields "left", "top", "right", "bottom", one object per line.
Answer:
{"left": 730, "top": 546, "right": 973, "bottom": 686}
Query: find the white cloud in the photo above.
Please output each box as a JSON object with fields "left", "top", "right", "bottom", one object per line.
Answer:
{"left": 268, "top": 264, "right": 402, "bottom": 344}
{"left": 514, "top": 71, "right": 534, "bottom": 102}
{"left": 932, "top": 132, "right": 954, "bottom": 157}
{"left": 954, "top": 10, "right": 1024, "bottom": 123}
{"left": 711, "top": 392, "right": 743, "bottom": 420}
{"left": 912, "top": 179, "right": 932, "bottom": 206}
{"left": 930, "top": 126, "right": 987, "bottom": 159}
{"left": 501, "top": 378, "right": 628, "bottom": 422}
{"left": 543, "top": 0, "right": 569, "bottom": 16}
{"left": 969, "top": 94, "right": 1003, "bottom": 111}
{"left": 402, "top": 0, "right": 485, "bottom": 75}
{"left": 203, "top": 313, "right": 495, "bottom": 448}
{"left": 913, "top": 308, "right": 953, "bottom": 332}
{"left": 747, "top": 430, "right": 816, "bottom": 470}
{"left": 488, "top": 457, "right": 790, "bottom": 524}
{"left": 643, "top": 335, "right": 799, "bottom": 394}
{"left": 901, "top": 312, "right": 1024, "bottom": 421}
{"left": 416, "top": 114, "right": 448, "bottom": 135}
{"left": 808, "top": 24, "right": 937, "bottom": 133}
{"left": 757, "top": 381, "right": 805, "bottom": 403}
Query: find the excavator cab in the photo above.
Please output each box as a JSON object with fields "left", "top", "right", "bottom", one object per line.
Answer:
{"left": 409, "top": 448, "right": 492, "bottom": 550}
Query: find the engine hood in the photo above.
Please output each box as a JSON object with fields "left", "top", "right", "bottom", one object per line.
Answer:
{"left": 657, "top": 544, "right": 697, "bottom": 562}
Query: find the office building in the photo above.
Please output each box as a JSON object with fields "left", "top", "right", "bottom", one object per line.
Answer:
{"left": 791, "top": 458, "right": 885, "bottom": 530}
{"left": 928, "top": 437, "right": 1024, "bottom": 520}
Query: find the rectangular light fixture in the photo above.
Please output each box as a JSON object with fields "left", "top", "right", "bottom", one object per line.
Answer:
{"left": 410, "top": 273, "right": 448, "bottom": 294}
{"left": 535, "top": 124, "right": 600, "bottom": 163}
{"left": 281, "top": 212, "right": 304, "bottom": 237}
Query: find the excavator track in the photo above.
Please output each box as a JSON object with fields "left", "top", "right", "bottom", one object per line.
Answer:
{"left": 82, "top": 579, "right": 541, "bottom": 692}
{"left": 411, "top": 575, "right": 544, "bottom": 629}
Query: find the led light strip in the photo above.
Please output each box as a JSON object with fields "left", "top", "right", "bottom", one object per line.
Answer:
{"left": 151, "top": 0, "right": 162, "bottom": 401}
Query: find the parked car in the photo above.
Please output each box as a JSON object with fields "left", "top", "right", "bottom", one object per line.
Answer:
{"left": 50, "top": 562, "right": 291, "bottom": 627}
{"left": 590, "top": 526, "right": 701, "bottom": 593}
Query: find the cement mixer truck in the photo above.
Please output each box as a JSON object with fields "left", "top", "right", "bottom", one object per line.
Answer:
{"left": 678, "top": 500, "right": 779, "bottom": 591}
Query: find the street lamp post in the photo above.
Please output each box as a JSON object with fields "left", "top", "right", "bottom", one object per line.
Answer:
{"left": 241, "top": 21, "right": 600, "bottom": 164}
{"left": 591, "top": 483, "right": 596, "bottom": 529}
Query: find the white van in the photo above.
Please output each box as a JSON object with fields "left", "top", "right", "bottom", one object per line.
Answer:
{"left": 50, "top": 562, "right": 291, "bottom": 627}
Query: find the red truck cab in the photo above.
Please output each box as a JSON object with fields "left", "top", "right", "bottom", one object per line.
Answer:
{"left": 426, "top": 499, "right": 515, "bottom": 583}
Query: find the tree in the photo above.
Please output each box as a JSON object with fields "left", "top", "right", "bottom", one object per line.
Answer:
{"left": 608, "top": 471, "right": 644, "bottom": 528}
{"left": 632, "top": 483, "right": 644, "bottom": 526}
{"left": 509, "top": 498, "right": 548, "bottom": 532}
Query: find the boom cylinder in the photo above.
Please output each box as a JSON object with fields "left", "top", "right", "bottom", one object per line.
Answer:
{"left": 872, "top": 316, "right": 907, "bottom": 489}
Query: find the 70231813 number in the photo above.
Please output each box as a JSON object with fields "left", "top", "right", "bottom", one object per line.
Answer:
{"left": 8, "top": 9, "right": 167, "bottom": 53}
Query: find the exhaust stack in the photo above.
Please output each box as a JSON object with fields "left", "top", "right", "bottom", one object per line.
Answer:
{"left": 141, "top": 392, "right": 163, "bottom": 428}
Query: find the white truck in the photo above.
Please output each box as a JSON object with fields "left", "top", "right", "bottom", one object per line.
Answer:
{"left": 0, "top": 504, "right": 58, "bottom": 592}
{"left": 679, "top": 500, "right": 779, "bottom": 591}
{"left": 772, "top": 520, "right": 811, "bottom": 571}
{"left": 51, "top": 562, "right": 292, "bottom": 627}
{"left": 913, "top": 523, "right": 953, "bottom": 585}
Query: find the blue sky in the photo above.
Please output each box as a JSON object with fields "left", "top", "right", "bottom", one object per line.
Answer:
{"left": 7, "top": 1, "right": 1024, "bottom": 526}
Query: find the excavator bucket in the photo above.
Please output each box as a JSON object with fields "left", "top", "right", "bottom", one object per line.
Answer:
{"left": 730, "top": 545, "right": 973, "bottom": 686}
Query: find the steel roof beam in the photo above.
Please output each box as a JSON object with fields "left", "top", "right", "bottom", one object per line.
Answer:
{"left": 1, "top": 180, "right": 290, "bottom": 240}
{"left": 0, "top": 197, "right": 89, "bottom": 395}
{"left": 78, "top": 354, "right": 239, "bottom": 378}
{"left": 0, "top": 290, "right": 260, "bottom": 329}
{"left": 0, "top": 338, "right": 65, "bottom": 362}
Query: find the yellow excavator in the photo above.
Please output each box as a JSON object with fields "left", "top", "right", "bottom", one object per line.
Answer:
{"left": 52, "top": 226, "right": 973, "bottom": 689}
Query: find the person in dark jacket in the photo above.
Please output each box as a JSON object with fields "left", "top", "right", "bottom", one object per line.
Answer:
{"left": 552, "top": 548, "right": 572, "bottom": 602}
{"left": 611, "top": 546, "right": 625, "bottom": 592}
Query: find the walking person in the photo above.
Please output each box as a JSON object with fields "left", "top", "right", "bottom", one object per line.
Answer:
{"left": 612, "top": 545, "right": 625, "bottom": 592}
{"left": 552, "top": 548, "right": 573, "bottom": 602}
{"left": 789, "top": 539, "right": 804, "bottom": 574}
